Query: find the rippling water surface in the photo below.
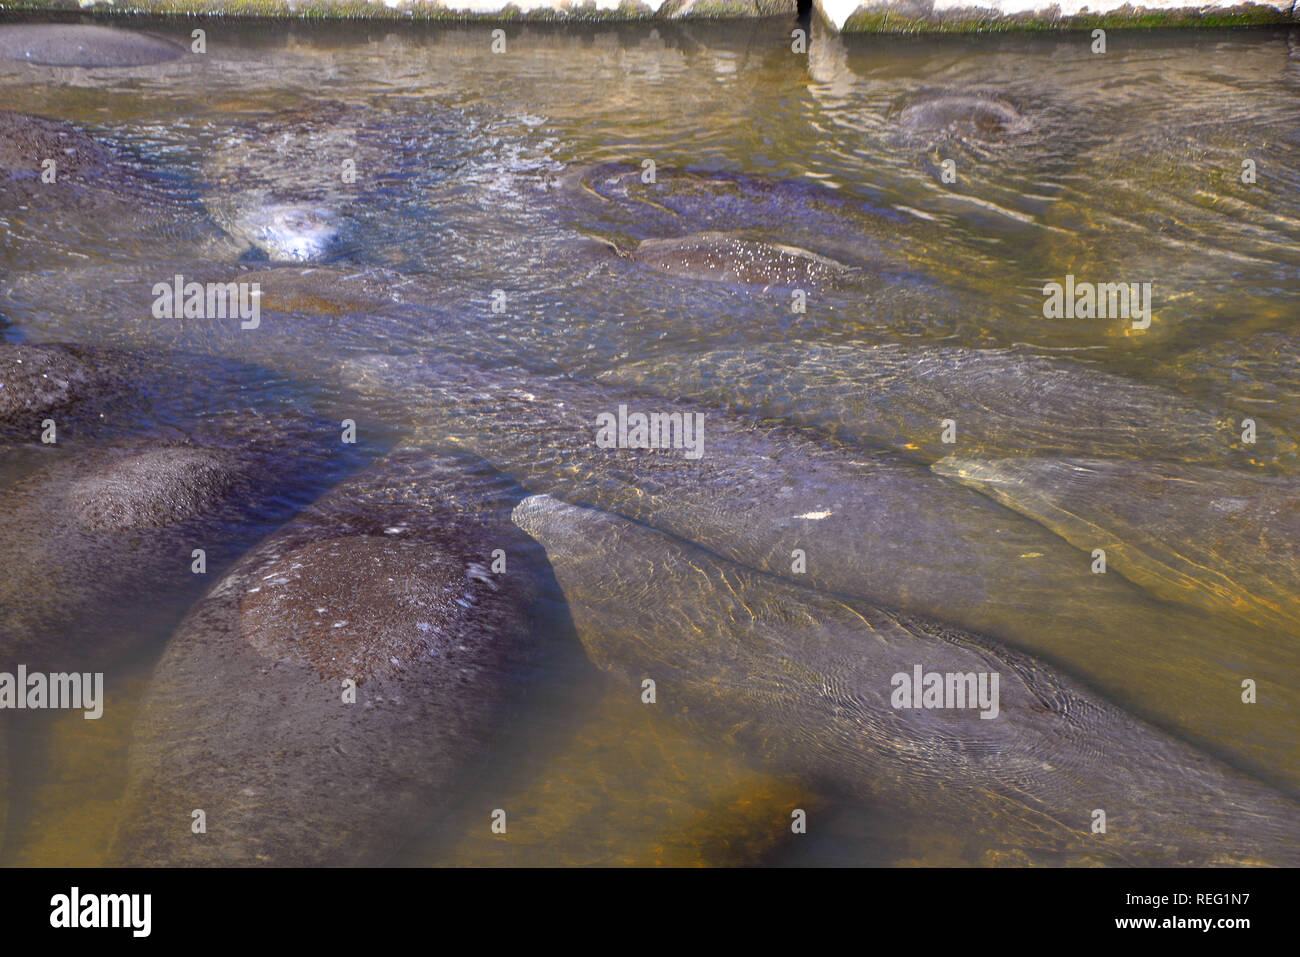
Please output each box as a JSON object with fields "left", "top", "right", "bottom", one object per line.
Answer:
{"left": 2, "top": 15, "right": 1298, "bottom": 866}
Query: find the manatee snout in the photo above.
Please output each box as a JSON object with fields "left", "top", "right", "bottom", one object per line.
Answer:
{"left": 512, "top": 494, "right": 575, "bottom": 542}
{"left": 895, "top": 92, "right": 1032, "bottom": 144}
{"left": 245, "top": 202, "right": 341, "bottom": 263}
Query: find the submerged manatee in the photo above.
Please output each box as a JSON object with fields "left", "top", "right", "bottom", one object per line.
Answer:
{"left": 342, "top": 353, "right": 1300, "bottom": 788}
{"left": 0, "top": 110, "right": 157, "bottom": 221}
{"left": 0, "top": 343, "right": 124, "bottom": 441}
{"left": 201, "top": 105, "right": 389, "bottom": 262}
{"left": 235, "top": 264, "right": 407, "bottom": 316}
{"left": 555, "top": 162, "right": 1040, "bottom": 312}
{"left": 598, "top": 341, "right": 1298, "bottom": 469}
{"left": 1168, "top": 332, "right": 1300, "bottom": 435}
{"left": 0, "top": 424, "right": 331, "bottom": 674}
{"left": 1, "top": 346, "right": 347, "bottom": 672}
{"left": 1035, "top": 118, "right": 1299, "bottom": 342}
{"left": 892, "top": 91, "right": 1032, "bottom": 145}
{"left": 513, "top": 494, "right": 1300, "bottom": 866}
{"left": 0, "top": 25, "right": 183, "bottom": 68}
{"left": 1, "top": 110, "right": 120, "bottom": 183}
{"left": 556, "top": 160, "right": 922, "bottom": 258}
{"left": 0, "top": 261, "right": 428, "bottom": 365}
{"left": 612, "top": 232, "right": 856, "bottom": 290}
{"left": 1046, "top": 120, "right": 1292, "bottom": 268}
{"left": 67, "top": 446, "right": 236, "bottom": 530}
{"left": 114, "top": 450, "right": 546, "bottom": 866}
{"left": 0, "top": 111, "right": 217, "bottom": 268}
{"left": 560, "top": 161, "right": 858, "bottom": 227}
{"left": 936, "top": 457, "right": 1300, "bottom": 636}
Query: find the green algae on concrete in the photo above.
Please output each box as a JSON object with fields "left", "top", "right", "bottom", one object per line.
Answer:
{"left": 838, "top": 4, "right": 1296, "bottom": 33}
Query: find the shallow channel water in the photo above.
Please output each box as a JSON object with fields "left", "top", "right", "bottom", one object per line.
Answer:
{"left": 1, "top": 14, "right": 1298, "bottom": 866}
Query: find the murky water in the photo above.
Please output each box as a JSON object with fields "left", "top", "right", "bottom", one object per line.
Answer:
{"left": 1, "top": 14, "right": 1298, "bottom": 866}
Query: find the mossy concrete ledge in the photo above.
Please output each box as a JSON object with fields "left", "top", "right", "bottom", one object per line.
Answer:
{"left": 0, "top": 0, "right": 1295, "bottom": 29}
{"left": 822, "top": 0, "right": 1297, "bottom": 30}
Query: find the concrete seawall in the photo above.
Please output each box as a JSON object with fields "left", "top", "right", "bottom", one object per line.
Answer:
{"left": 1, "top": 0, "right": 1295, "bottom": 31}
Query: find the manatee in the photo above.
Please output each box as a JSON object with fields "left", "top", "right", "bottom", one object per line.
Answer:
{"left": 0, "top": 25, "right": 184, "bottom": 68}
{"left": 935, "top": 457, "right": 1300, "bottom": 636}
{"left": 0, "top": 343, "right": 122, "bottom": 437}
{"left": 892, "top": 91, "right": 1032, "bottom": 145}
{"left": 597, "top": 340, "right": 1299, "bottom": 469}
{"left": 0, "top": 110, "right": 156, "bottom": 227}
{"left": 200, "top": 105, "right": 390, "bottom": 262}
{"left": 69, "top": 446, "right": 238, "bottom": 530}
{"left": 0, "top": 110, "right": 121, "bottom": 183}
{"left": 556, "top": 160, "right": 917, "bottom": 253}
{"left": 0, "top": 413, "right": 332, "bottom": 863}
{"left": 0, "top": 262, "right": 425, "bottom": 364}
{"left": 1167, "top": 332, "right": 1300, "bottom": 434}
{"left": 113, "top": 450, "right": 546, "bottom": 866}
{"left": 555, "top": 161, "right": 1044, "bottom": 311}
{"left": 235, "top": 264, "right": 407, "bottom": 316}
{"left": 342, "top": 353, "right": 1300, "bottom": 788}
{"left": 0, "top": 248, "right": 968, "bottom": 389}
{"left": 0, "top": 341, "right": 316, "bottom": 450}
{"left": 1, "top": 347, "right": 347, "bottom": 672}
{"left": 0, "top": 111, "right": 217, "bottom": 269}
{"left": 1035, "top": 119, "right": 1300, "bottom": 340}
{"left": 1045, "top": 120, "right": 1292, "bottom": 267}
{"left": 127, "top": 263, "right": 418, "bottom": 358}
{"left": 0, "top": 342, "right": 165, "bottom": 450}
{"left": 609, "top": 232, "right": 857, "bottom": 291}
{"left": 513, "top": 494, "right": 1300, "bottom": 866}
{"left": 560, "top": 161, "right": 846, "bottom": 226}
{"left": 0, "top": 425, "right": 332, "bottom": 675}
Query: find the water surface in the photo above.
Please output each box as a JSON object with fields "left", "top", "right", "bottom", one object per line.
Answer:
{"left": 2, "top": 15, "right": 1298, "bottom": 865}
